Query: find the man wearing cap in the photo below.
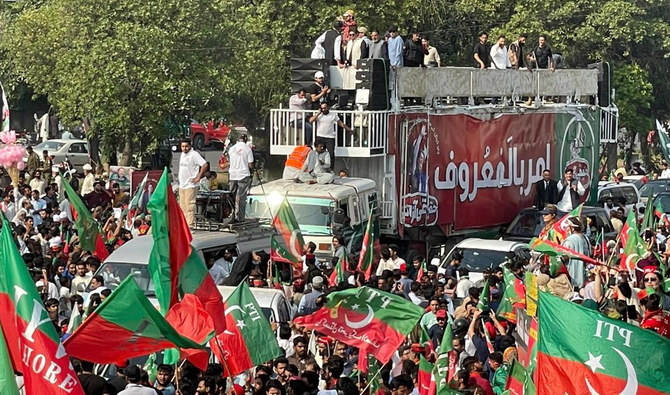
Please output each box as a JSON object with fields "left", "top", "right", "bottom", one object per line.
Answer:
{"left": 228, "top": 134, "right": 254, "bottom": 222}
{"left": 178, "top": 138, "right": 208, "bottom": 227}
{"left": 81, "top": 163, "right": 96, "bottom": 195}
{"left": 306, "top": 71, "right": 331, "bottom": 110}
{"left": 118, "top": 365, "right": 158, "bottom": 394}
{"left": 534, "top": 169, "right": 558, "bottom": 209}
{"left": 297, "top": 276, "right": 324, "bottom": 315}
{"left": 562, "top": 216, "right": 591, "bottom": 288}
{"left": 556, "top": 168, "right": 585, "bottom": 212}
{"left": 429, "top": 309, "right": 448, "bottom": 347}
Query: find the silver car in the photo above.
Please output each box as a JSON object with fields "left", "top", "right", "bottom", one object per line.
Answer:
{"left": 27, "top": 139, "right": 91, "bottom": 169}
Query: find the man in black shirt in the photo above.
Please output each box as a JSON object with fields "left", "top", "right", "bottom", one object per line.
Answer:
{"left": 404, "top": 31, "right": 424, "bottom": 67}
{"left": 529, "top": 35, "right": 554, "bottom": 71}
{"left": 473, "top": 32, "right": 491, "bottom": 69}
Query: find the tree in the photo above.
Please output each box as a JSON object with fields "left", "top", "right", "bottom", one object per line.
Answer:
{"left": 1, "top": 0, "right": 228, "bottom": 165}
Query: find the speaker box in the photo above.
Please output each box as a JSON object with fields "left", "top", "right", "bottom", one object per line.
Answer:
{"left": 290, "top": 81, "right": 317, "bottom": 93}
{"left": 290, "top": 58, "right": 329, "bottom": 71}
{"left": 588, "top": 62, "right": 611, "bottom": 107}
{"left": 291, "top": 69, "right": 329, "bottom": 82}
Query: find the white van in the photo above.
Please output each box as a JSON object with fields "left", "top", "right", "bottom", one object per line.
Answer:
{"left": 597, "top": 182, "right": 644, "bottom": 217}
{"left": 88, "top": 228, "right": 272, "bottom": 296}
{"left": 246, "top": 177, "right": 377, "bottom": 259}
{"left": 217, "top": 285, "right": 294, "bottom": 324}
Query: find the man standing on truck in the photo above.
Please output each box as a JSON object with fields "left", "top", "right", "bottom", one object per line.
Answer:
{"left": 178, "top": 138, "right": 208, "bottom": 227}
{"left": 309, "top": 103, "right": 353, "bottom": 169}
{"left": 228, "top": 134, "right": 254, "bottom": 222}
{"left": 556, "top": 168, "right": 584, "bottom": 212}
{"left": 534, "top": 169, "right": 558, "bottom": 208}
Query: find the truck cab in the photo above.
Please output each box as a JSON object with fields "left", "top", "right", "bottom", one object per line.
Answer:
{"left": 246, "top": 177, "right": 377, "bottom": 259}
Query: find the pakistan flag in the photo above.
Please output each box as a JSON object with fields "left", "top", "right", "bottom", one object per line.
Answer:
{"left": 536, "top": 291, "right": 670, "bottom": 394}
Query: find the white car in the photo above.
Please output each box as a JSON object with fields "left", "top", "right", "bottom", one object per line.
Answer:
{"left": 436, "top": 238, "right": 529, "bottom": 284}
{"left": 26, "top": 139, "right": 91, "bottom": 169}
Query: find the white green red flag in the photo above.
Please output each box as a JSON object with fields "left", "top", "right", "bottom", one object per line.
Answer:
{"left": 418, "top": 355, "right": 436, "bottom": 395}
{"left": 209, "top": 281, "right": 282, "bottom": 376}
{"left": 124, "top": 172, "right": 148, "bottom": 228}
{"left": 540, "top": 204, "right": 583, "bottom": 243}
{"left": 505, "top": 359, "right": 536, "bottom": 395}
{"left": 537, "top": 291, "right": 670, "bottom": 394}
{"left": 357, "top": 209, "right": 375, "bottom": 279}
{"left": 619, "top": 209, "right": 647, "bottom": 271}
{"left": 294, "top": 286, "right": 424, "bottom": 364}
{"left": 496, "top": 266, "right": 526, "bottom": 323}
{"left": 0, "top": 220, "right": 85, "bottom": 395}
{"left": 528, "top": 237, "right": 599, "bottom": 265}
{"left": 329, "top": 253, "right": 348, "bottom": 286}
{"left": 0, "top": 82, "right": 9, "bottom": 132}
{"left": 272, "top": 198, "right": 305, "bottom": 261}
{"left": 62, "top": 177, "right": 109, "bottom": 261}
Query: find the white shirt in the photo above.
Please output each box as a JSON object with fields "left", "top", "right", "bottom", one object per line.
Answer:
{"left": 29, "top": 178, "right": 46, "bottom": 195}
{"left": 490, "top": 44, "right": 511, "bottom": 69}
{"left": 315, "top": 112, "right": 340, "bottom": 139}
{"left": 556, "top": 180, "right": 585, "bottom": 212}
{"left": 228, "top": 141, "right": 254, "bottom": 181}
{"left": 178, "top": 149, "right": 207, "bottom": 189}
{"left": 289, "top": 94, "right": 309, "bottom": 122}
{"left": 456, "top": 278, "right": 474, "bottom": 298}
{"left": 662, "top": 169, "right": 670, "bottom": 179}
{"left": 81, "top": 173, "right": 95, "bottom": 195}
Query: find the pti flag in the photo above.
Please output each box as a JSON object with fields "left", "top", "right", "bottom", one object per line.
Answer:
{"left": 209, "top": 281, "right": 282, "bottom": 376}
{"left": 619, "top": 209, "right": 646, "bottom": 272}
{"left": 357, "top": 209, "right": 375, "bottom": 279}
{"left": 496, "top": 266, "right": 526, "bottom": 323}
{"left": 505, "top": 359, "right": 536, "bottom": 395}
{"left": 417, "top": 355, "right": 436, "bottom": 395}
{"left": 0, "top": 322, "right": 20, "bottom": 395}
{"left": 62, "top": 177, "right": 109, "bottom": 261}
{"left": 294, "top": 286, "right": 424, "bottom": 364}
{"left": 272, "top": 198, "right": 305, "bottom": 260}
{"left": 148, "top": 168, "right": 226, "bottom": 333}
{"left": 528, "top": 237, "right": 599, "bottom": 265}
{"left": 0, "top": 220, "right": 84, "bottom": 395}
{"left": 64, "top": 276, "right": 210, "bottom": 364}
{"left": 536, "top": 291, "right": 670, "bottom": 394}
{"left": 330, "top": 253, "right": 348, "bottom": 286}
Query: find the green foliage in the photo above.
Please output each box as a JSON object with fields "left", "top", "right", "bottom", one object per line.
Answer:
{"left": 613, "top": 63, "right": 654, "bottom": 133}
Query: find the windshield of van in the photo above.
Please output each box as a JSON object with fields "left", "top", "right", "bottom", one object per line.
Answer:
{"left": 505, "top": 211, "right": 545, "bottom": 238}
{"left": 91, "top": 263, "right": 154, "bottom": 295}
{"left": 448, "top": 249, "right": 515, "bottom": 272}
{"left": 246, "top": 196, "right": 333, "bottom": 235}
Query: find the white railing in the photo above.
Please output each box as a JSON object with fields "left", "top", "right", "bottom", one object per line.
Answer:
{"left": 600, "top": 105, "right": 619, "bottom": 143}
{"left": 270, "top": 108, "right": 391, "bottom": 157}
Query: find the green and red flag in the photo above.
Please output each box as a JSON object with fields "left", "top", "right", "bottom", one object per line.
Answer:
{"left": 124, "top": 172, "right": 148, "bottom": 228}
{"left": 329, "top": 253, "right": 348, "bottom": 286}
{"left": 528, "top": 237, "right": 599, "bottom": 265}
{"left": 418, "top": 355, "right": 436, "bottom": 395}
{"left": 209, "top": 281, "right": 282, "bottom": 376}
{"left": 0, "top": 323, "right": 20, "bottom": 395}
{"left": 148, "top": 168, "right": 226, "bottom": 333}
{"left": 272, "top": 198, "right": 305, "bottom": 260}
{"left": 540, "top": 203, "right": 583, "bottom": 243}
{"left": 62, "top": 177, "right": 109, "bottom": 260}
{"left": 357, "top": 209, "right": 375, "bottom": 279}
{"left": 505, "top": 359, "right": 536, "bottom": 395}
{"left": 619, "top": 209, "right": 646, "bottom": 272}
{"left": 63, "top": 275, "right": 212, "bottom": 364}
{"left": 270, "top": 234, "right": 300, "bottom": 265}
{"left": 365, "top": 353, "right": 384, "bottom": 395}
{"left": 294, "top": 286, "right": 423, "bottom": 364}
{"left": 434, "top": 321, "right": 457, "bottom": 393}
{"left": 477, "top": 279, "right": 490, "bottom": 311}
{"left": 496, "top": 266, "right": 526, "bottom": 323}
{"left": 416, "top": 259, "right": 428, "bottom": 280}
{"left": 537, "top": 290, "right": 670, "bottom": 395}
{"left": 0, "top": 220, "right": 85, "bottom": 395}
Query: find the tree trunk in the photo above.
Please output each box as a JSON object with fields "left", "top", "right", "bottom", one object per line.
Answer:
{"left": 83, "top": 118, "right": 104, "bottom": 173}
{"left": 118, "top": 134, "right": 134, "bottom": 166}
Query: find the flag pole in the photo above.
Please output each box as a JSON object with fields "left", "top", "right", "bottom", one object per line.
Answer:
{"left": 357, "top": 362, "right": 382, "bottom": 395}
{"left": 606, "top": 230, "right": 622, "bottom": 267}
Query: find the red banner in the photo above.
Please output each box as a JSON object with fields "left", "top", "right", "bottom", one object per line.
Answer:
{"left": 394, "top": 113, "right": 556, "bottom": 231}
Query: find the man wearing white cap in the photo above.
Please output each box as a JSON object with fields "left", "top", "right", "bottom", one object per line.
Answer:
{"left": 81, "top": 163, "right": 95, "bottom": 195}
{"left": 305, "top": 71, "right": 331, "bottom": 110}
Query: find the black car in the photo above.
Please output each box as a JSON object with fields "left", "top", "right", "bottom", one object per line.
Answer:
{"left": 638, "top": 179, "right": 670, "bottom": 205}
{"left": 502, "top": 206, "right": 617, "bottom": 244}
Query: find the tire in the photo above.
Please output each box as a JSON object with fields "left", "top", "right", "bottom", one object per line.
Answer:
{"left": 193, "top": 134, "right": 205, "bottom": 150}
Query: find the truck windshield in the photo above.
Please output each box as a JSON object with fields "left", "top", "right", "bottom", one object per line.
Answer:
{"left": 246, "top": 196, "right": 333, "bottom": 235}
{"left": 89, "top": 263, "right": 154, "bottom": 296}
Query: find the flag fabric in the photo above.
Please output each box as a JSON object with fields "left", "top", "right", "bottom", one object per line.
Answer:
{"left": 418, "top": 355, "right": 436, "bottom": 395}
{"left": 270, "top": 235, "right": 300, "bottom": 265}
{"left": 62, "top": 178, "right": 109, "bottom": 260}
{"left": 293, "top": 286, "right": 424, "bottom": 364}
{"left": 366, "top": 353, "right": 384, "bottom": 395}
{"left": 0, "top": 82, "right": 9, "bottom": 132}
{"left": 357, "top": 209, "right": 375, "bottom": 279}
{"left": 619, "top": 209, "right": 646, "bottom": 271}
{"left": 529, "top": 237, "right": 599, "bottom": 265}
{"left": 536, "top": 290, "right": 670, "bottom": 395}
{"left": 657, "top": 119, "right": 670, "bottom": 164}
{"left": 63, "top": 276, "right": 208, "bottom": 364}
{"left": 125, "top": 172, "right": 148, "bottom": 228}
{"left": 416, "top": 259, "right": 427, "bottom": 280}
{"left": 65, "top": 303, "right": 82, "bottom": 335}
{"left": 329, "top": 253, "right": 348, "bottom": 286}
{"left": 477, "top": 279, "right": 490, "bottom": 311}
{"left": 147, "top": 168, "right": 226, "bottom": 334}
{"left": 496, "top": 266, "right": 526, "bottom": 323}
{"left": 434, "top": 321, "right": 457, "bottom": 392}
{"left": 0, "top": 323, "right": 20, "bottom": 395}
{"left": 0, "top": 220, "right": 85, "bottom": 395}
{"left": 272, "top": 198, "right": 305, "bottom": 260}
{"left": 505, "top": 359, "right": 536, "bottom": 395}
{"left": 143, "top": 353, "right": 158, "bottom": 384}
{"left": 209, "top": 281, "right": 282, "bottom": 377}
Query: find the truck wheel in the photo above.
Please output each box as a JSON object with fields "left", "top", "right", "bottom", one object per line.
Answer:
{"left": 193, "top": 134, "right": 205, "bottom": 150}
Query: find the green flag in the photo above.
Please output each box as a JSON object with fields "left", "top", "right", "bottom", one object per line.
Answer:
{"left": 0, "top": 323, "right": 20, "bottom": 395}
{"left": 477, "top": 279, "right": 490, "bottom": 311}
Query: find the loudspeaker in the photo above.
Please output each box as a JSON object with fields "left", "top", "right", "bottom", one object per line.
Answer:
{"left": 290, "top": 58, "right": 329, "bottom": 71}
{"left": 355, "top": 58, "right": 390, "bottom": 110}
{"left": 290, "top": 58, "right": 328, "bottom": 94}
{"left": 291, "top": 69, "right": 328, "bottom": 82}
{"left": 588, "top": 62, "right": 611, "bottom": 107}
